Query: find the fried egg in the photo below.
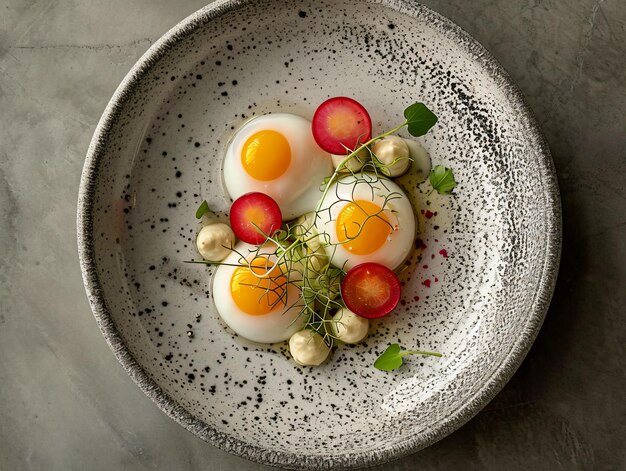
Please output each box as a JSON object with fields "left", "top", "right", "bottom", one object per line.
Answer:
{"left": 223, "top": 114, "right": 333, "bottom": 220}
{"left": 212, "top": 241, "right": 305, "bottom": 343}
{"left": 315, "top": 174, "right": 416, "bottom": 270}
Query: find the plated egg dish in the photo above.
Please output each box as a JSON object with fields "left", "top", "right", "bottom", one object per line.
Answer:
{"left": 192, "top": 97, "right": 456, "bottom": 370}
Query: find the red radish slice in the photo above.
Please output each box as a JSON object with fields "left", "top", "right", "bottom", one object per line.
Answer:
{"left": 312, "top": 97, "right": 372, "bottom": 154}
{"left": 341, "top": 263, "right": 401, "bottom": 319}
{"left": 229, "top": 192, "right": 282, "bottom": 245}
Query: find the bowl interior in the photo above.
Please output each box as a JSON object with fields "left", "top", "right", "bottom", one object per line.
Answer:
{"left": 81, "top": 0, "right": 557, "bottom": 467}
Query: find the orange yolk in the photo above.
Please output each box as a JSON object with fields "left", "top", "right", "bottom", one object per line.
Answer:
{"left": 241, "top": 130, "right": 291, "bottom": 180}
{"left": 336, "top": 200, "right": 391, "bottom": 255}
{"left": 230, "top": 258, "right": 287, "bottom": 315}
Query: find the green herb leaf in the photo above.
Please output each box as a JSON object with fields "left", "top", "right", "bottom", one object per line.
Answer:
{"left": 195, "top": 200, "right": 210, "bottom": 219}
{"left": 403, "top": 103, "right": 438, "bottom": 137}
{"left": 374, "top": 343, "right": 443, "bottom": 371}
{"left": 428, "top": 165, "right": 457, "bottom": 194}
{"left": 374, "top": 344, "right": 403, "bottom": 371}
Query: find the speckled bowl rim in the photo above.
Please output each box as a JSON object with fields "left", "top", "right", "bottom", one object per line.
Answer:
{"left": 77, "top": 0, "right": 562, "bottom": 468}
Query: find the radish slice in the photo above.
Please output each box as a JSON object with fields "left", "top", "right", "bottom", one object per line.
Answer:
{"left": 229, "top": 193, "right": 282, "bottom": 244}
{"left": 341, "top": 263, "right": 401, "bottom": 319}
{"left": 312, "top": 97, "right": 372, "bottom": 154}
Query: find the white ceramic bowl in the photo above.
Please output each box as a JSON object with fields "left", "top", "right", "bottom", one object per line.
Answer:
{"left": 78, "top": 1, "right": 561, "bottom": 469}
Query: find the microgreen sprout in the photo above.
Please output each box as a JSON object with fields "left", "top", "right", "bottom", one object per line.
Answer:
{"left": 195, "top": 200, "right": 210, "bottom": 219}
{"left": 374, "top": 344, "right": 442, "bottom": 371}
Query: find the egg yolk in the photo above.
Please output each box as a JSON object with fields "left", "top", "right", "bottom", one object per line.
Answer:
{"left": 230, "top": 258, "right": 287, "bottom": 315}
{"left": 336, "top": 200, "right": 391, "bottom": 255}
{"left": 241, "top": 130, "right": 291, "bottom": 180}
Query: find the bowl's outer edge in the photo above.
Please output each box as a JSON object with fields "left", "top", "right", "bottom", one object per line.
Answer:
{"left": 77, "top": 0, "right": 562, "bottom": 469}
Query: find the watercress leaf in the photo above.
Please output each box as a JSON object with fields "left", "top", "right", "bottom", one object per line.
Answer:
{"left": 374, "top": 343, "right": 403, "bottom": 371}
{"left": 428, "top": 165, "right": 457, "bottom": 194}
{"left": 404, "top": 103, "right": 438, "bottom": 137}
{"left": 195, "top": 200, "right": 210, "bottom": 219}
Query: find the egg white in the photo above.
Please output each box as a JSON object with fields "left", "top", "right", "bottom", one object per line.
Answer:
{"left": 212, "top": 241, "right": 305, "bottom": 343}
{"left": 315, "top": 174, "right": 416, "bottom": 270}
{"left": 223, "top": 114, "right": 333, "bottom": 220}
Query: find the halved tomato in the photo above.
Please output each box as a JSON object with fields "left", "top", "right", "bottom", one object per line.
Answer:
{"left": 312, "top": 97, "right": 372, "bottom": 154}
{"left": 340, "top": 263, "right": 401, "bottom": 319}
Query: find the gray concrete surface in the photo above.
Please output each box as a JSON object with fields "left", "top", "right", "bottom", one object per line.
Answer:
{"left": 1, "top": 0, "right": 624, "bottom": 470}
